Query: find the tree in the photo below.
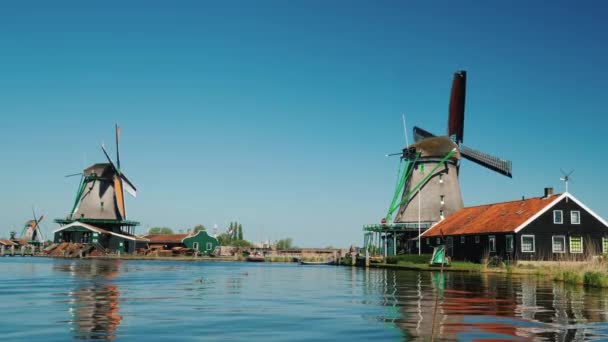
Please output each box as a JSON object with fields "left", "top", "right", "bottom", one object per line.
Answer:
{"left": 193, "top": 224, "right": 206, "bottom": 232}
{"left": 217, "top": 233, "right": 231, "bottom": 246}
{"left": 237, "top": 223, "right": 243, "bottom": 240}
{"left": 148, "top": 227, "right": 173, "bottom": 234}
{"left": 275, "top": 238, "right": 293, "bottom": 250}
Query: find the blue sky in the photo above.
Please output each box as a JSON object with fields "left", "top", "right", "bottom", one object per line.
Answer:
{"left": 1, "top": 1, "right": 607, "bottom": 247}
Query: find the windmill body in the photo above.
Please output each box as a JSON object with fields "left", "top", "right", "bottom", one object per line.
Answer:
{"left": 71, "top": 163, "right": 124, "bottom": 221}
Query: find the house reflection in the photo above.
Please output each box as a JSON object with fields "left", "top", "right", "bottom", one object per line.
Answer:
{"left": 368, "top": 269, "right": 608, "bottom": 340}
{"left": 54, "top": 260, "right": 122, "bottom": 340}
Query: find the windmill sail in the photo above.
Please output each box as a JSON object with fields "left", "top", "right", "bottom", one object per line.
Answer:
{"left": 460, "top": 145, "right": 512, "bottom": 178}
{"left": 447, "top": 71, "right": 466, "bottom": 143}
{"left": 413, "top": 126, "right": 435, "bottom": 142}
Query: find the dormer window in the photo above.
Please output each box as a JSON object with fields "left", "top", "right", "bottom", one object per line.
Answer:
{"left": 571, "top": 211, "right": 580, "bottom": 225}
{"left": 553, "top": 210, "right": 563, "bottom": 224}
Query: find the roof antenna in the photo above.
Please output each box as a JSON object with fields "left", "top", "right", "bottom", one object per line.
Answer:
{"left": 560, "top": 169, "right": 574, "bottom": 202}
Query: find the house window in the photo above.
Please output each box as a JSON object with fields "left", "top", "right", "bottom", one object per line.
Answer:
{"left": 475, "top": 236, "right": 480, "bottom": 244}
{"left": 436, "top": 237, "right": 441, "bottom": 245}
{"left": 489, "top": 235, "right": 496, "bottom": 252}
{"left": 460, "top": 236, "right": 465, "bottom": 244}
{"left": 569, "top": 236, "right": 583, "bottom": 254}
{"left": 206, "top": 242, "right": 212, "bottom": 250}
{"left": 571, "top": 211, "right": 581, "bottom": 225}
{"left": 426, "top": 238, "right": 430, "bottom": 245}
{"left": 603, "top": 238, "right": 608, "bottom": 254}
{"left": 552, "top": 235, "right": 566, "bottom": 253}
{"left": 193, "top": 242, "right": 199, "bottom": 251}
{"left": 506, "top": 235, "right": 514, "bottom": 252}
{"left": 439, "top": 210, "right": 444, "bottom": 219}
{"left": 553, "top": 210, "right": 563, "bottom": 224}
{"left": 439, "top": 174, "right": 443, "bottom": 183}
{"left": 521, "top": 235, "right": 535, "bottom": 253}
{"left": 440, "top": 195, "right": 445, "bottom": 205}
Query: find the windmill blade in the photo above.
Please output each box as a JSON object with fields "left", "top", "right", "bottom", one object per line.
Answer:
{"left": 413, "top": 126, "right": 436, "bottom": 142}
{"left": 101, "top": 143, "right": 119, "bottom": 173}
{"left": 447, "top": 70, "right": 466, "bottom": 143}
{"left": 460, "top": 145, "right": 512, "bottom": 178}
{"left": 65, "top": 172, "right": 83, "bottom": 178}
{"left": 120, "top": 173, "right": 137, "bottom": 198}
{"left": 114, "top": 175, "right": 126, "bottom": 219}
{"left": 31, "top": 208, "right": 41, "bottom": 241}
{"left": 115, "top": 124, "right": 121, "bottom": 169}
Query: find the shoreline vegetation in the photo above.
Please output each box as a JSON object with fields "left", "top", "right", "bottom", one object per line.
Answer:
{"left": 361, "top": 254, "right": 608, "bottom": 289}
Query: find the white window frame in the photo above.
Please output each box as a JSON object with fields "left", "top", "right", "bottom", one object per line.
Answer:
{"left": 426, "top": 238, "right": 430, "bottom": 245}
{"left": 603, "top": 237, "right": 608, "bottom": 254}
{"left": 436, "top": 237, "right": 441, "bottom": 245}
{"left": 569, "top": 236, "right": 583, "bottom": 254}
{"left": 506, "top": 235, "right": 514, "bottom": 253}
{"left": 570, "top": 211, "right": 581, "bottom": 225}
{"left": 521, "top": 235, "right": 535, "bottom": 253}
{"left": 460, "top": 236, "right": 465, "bottom": 244}
{"left": 489, "top": 235, "right": 496, "bottom": 253}
{"left": 206, "top": 242, "right": 212, "bottom": 250}
{"left": 440, "top": 195, "right": 445, "bottom": 205}
{"left": 192, "top": 242, "right": 199, "bottom": 251}
{"left": 475, "top": 236, "right": 480, "bottom": 244}
{"left": 553, "top": 210, "right": 563, "bottom": 224}
{"left": 552, "top": 235, "right": 566, "bottom": 253}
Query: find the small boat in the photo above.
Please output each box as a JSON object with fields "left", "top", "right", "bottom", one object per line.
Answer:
{"left": 246, "top": 254, "right": 265, "bottom": 262}
{"left": 299, "top": 260, "right": 335, "bottom": 265}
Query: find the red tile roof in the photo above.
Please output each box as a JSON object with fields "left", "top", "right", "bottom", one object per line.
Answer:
{"left": 421, "top": 194, "right": 561, "bottom": 237}
{"left": 142, "top": 234, "right": 189, "bottom": 243}
{"left": 0, "top": 239, "right": 17, "bottom": 246}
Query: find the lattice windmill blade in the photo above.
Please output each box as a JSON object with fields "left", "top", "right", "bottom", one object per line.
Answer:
{"left": 115, "top": 124, "right": 121, "bottom": 169}
{"left": 413, "top": 126, "right": 436, "bottom": 142}
{"left": 460, "top": 145, "right": 512, "bottom": 178}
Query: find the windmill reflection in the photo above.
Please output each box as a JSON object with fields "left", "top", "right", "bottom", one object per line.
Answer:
{"left": 54, "top": 260, "right": 122, "bottom": 340}
{"left": 367, "top": 269, "right": 608, "bottom": 340}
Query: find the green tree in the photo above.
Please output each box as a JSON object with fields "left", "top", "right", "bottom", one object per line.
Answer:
{"left": 148, "top": 227, "right": 173, "bottom": 234}
{"left": 275, "top": 238, "right": 293, "bottom": 250}
{"left": 237, "top": 223, "right": 243, "bottom": 240}
{"left": 217, "top": 233, "right": 231, "bottom": 246}
{"left": 193, "top": 224, "right": 206, "bottom": 232}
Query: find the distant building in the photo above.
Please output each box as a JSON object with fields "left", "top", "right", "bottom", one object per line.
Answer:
{"left": 420, "top": 189, "right": 608, "bottom": 262}
{"left": 140, "top": 230, "right": 220, "bottom": 255}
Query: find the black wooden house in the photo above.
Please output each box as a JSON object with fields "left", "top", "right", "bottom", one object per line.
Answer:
{"left": 420, "top": 189, "right": 608, "bottom": 262}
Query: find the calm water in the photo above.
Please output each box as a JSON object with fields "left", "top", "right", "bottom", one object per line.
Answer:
{"left": 1, "top": 258, "right": 608, "bottom": 341}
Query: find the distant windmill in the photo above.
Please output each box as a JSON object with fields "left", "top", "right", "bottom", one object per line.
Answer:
{"left": 21, "top": 207, "right": 45, "bottom": 244}
{"left": 385, "top": 71, "right": 513, "bottom": 225}
{"left": 560, "top": 169, "right": 574, "bottom": 193}
{"left": 66, "top": 124, "right": 137, "bottom": 221}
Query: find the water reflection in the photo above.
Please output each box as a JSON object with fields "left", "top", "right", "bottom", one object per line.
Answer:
{"left": 53, "top": 260, "right": 122, "bottom": 340}
{"left": 366, "top": 268, "right": 608, "bottom": 340}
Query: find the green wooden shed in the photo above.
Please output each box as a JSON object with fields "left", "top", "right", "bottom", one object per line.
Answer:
{"left": 182, "top": 230, "right": 220, "bottom": 255}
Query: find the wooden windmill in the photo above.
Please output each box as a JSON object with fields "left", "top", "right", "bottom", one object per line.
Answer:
{"left": 386, "top": 71, "right": 512, "bottom": 226}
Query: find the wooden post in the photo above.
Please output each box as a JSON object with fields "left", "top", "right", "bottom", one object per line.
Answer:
{"left": 21, "top": 246, "right": 25, "bottom": 256}
{"left": 11, "top": 245, "right": 15, "bottom": 256}
{"left": 1, "top": 245, "right": 4, "bottom": 256}
{"left": 365, "top": 248, "right": 370, "bottom": 267}
{"left": 394, "top": 234, "right": 397, "bottom": 256}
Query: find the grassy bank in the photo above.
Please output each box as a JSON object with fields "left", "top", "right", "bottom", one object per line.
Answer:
{"left": 358, "top": 254, "right": 608, "bottom": 288}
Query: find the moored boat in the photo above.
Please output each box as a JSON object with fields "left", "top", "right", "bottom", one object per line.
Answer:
{"left": 299, "top": 260, "right": 335, "bottom": 265}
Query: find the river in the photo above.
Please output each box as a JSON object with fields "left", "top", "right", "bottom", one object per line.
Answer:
{"left": 1, "top": 258, "right": 607, "bottom": 341}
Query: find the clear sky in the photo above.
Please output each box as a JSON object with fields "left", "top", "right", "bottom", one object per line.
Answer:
{"left": 1, "top": 1, "right": 607, "bottom": 247}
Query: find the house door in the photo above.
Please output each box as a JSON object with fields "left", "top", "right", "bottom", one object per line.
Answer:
{"left": 446, "top": 237, "right": 454, "bottom": 257}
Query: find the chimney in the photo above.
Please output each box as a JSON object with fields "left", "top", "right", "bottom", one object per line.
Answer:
{"left": 544, "top": 187, "right": 554, "bottom": 198}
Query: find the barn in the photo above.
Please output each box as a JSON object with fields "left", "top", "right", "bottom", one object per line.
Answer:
{"left": 420, "top": 189, "right": 608, "bottom": 262}
{"left": 140, "top": 230, "right": 220, "bottom": 256}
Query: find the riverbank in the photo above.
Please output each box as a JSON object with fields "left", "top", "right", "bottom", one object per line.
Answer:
{"left": 358, "top": 254, "right": 608, "bottom": 288}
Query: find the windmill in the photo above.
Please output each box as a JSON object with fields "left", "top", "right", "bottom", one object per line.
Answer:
{"left": 67, "top": 125, "right": 137, "bottom": 222}
{"left": 385, "top": 71, "right": 513, "bottom": 226}
{"left": 21, "top": 208, "right": 45, "bottom": 244}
